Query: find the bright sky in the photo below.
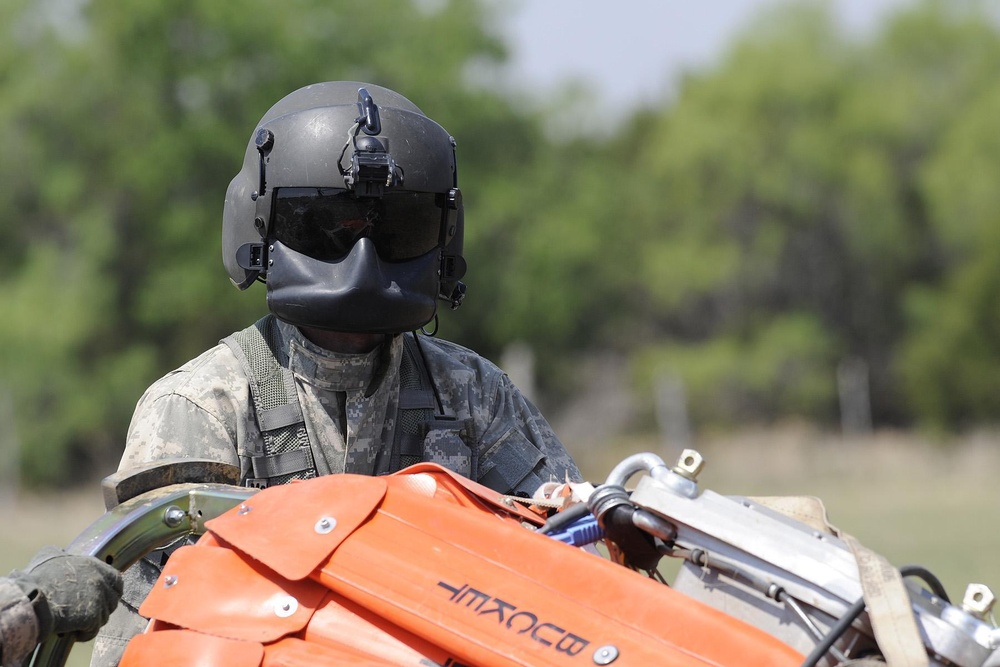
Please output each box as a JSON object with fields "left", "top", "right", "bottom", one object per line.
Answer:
{"left": 503, "top": 0, "right": 916, "bottom": 114}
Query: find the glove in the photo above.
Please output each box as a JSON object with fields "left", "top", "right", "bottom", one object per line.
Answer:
{"left": 10, "top": 547, "right": 123, "bottom": 643}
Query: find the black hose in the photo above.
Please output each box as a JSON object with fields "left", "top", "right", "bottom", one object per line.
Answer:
{"left": 800, "top": 564, "right": 945, "bottom": 666}
{"left": 536, "top": 501, "right": 591, "bottom": 535}
{"left": 799, "top": 596, "right": 866, "bottom": 667}
{"left": 900, "top": 564, "right": 950, "bottom": 604}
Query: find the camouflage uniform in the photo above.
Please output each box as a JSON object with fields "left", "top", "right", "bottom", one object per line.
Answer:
{"left": 0, "top": 578, "right": 39, "bottom": 667}
{"left": 93, "top": 314, "right": 580, "bottom": 665}
{"left": 3, "top": 549, "right": 121, "bottom": 667}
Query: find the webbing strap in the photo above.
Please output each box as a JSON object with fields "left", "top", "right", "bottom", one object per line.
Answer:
{"left": 844, "top": 534, "right": 930, "bottom": 667}
{"left": 222, "top": 316, "right": 316, "bottom": 486}
{"left": 224, "top": 325, "right": 443, "bottom": 481}
{"left": 751, "top": 496, "right": 929, "bottom": 666}
{"left": 257, "top": 403, "right": 304, "bottom": 431}
{"left": 250, "top": 447, "right": 315, "bottom": 479}
{"left": 398, "top": 388, "right": 437, "bottom": 411}
{"left": 390, "top": 334, "right": 438, "bottom": 470}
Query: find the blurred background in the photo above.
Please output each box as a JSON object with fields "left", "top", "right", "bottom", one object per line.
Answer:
{"left": 1, "top": 0, "right": 998, "bottom": 649}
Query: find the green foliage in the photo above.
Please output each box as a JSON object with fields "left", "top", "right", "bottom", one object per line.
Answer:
{"left": 899, "top": 245, "right": 1000, "bottom": 426}
{"left": 7, "top": 0, "right": 1000, "bottom": 485}
{"left": 898, "top": 70, "right": 1000, "bottom": 427}
{"left": 592, "top": 0, "right": 1000, "bottom": 428}
{"left": 0, "top": 0, "right": 527, "bottom": 484}
{"left": 633, "top": 314, "right": 838, "bottom": 427}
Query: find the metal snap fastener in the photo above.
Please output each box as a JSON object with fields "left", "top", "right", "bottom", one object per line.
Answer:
{"left": 274, "top": 596, "right": 298, "bottom": 618}
{"left": 315, "top": 516, "right": 337, "bottom": 534}
{"left": 594, "top": 645, "right": 619, "bottom": 665}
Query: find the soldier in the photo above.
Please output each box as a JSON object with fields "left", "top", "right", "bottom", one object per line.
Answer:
{"left": 1, "top": 548, "right": 122, "bottom": 667}
{"left": 93, "top": 82, "right": 581, "bottom": 665}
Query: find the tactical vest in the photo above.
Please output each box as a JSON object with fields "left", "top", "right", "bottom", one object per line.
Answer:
{"left": 222, "top": 316, "right": 450, "bottom": 488}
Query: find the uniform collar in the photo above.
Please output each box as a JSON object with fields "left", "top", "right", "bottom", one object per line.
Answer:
{"left": 278, "top": 319, "right": 402, "bottom": 394}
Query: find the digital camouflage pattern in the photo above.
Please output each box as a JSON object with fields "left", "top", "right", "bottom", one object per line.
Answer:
{"left": 119, "top": 316, "right": 579, "bottom": 485}
{"left": 0, "top": 577, "right": 39, "bottom": 667}
{"left": 94, "top": 315, "right": 580, "bottom": 666}
{"left": 1, "top": 549, "right": 122, "bottom": 667}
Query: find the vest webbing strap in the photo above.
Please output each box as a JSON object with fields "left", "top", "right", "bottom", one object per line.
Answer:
{"left": 257, "top": 402, "right": 304, "bottom": 431}
{"left": 223, "top": 321, "right": 440, "bottom": 484}
{"left": 222, "top": 316, "right": 315, "bottom": 487}
{"left": 250, "top": 447, "right": 315, "bottom": 480}
{"left": 391, "top": 334, "right": 437, "bottom": 469}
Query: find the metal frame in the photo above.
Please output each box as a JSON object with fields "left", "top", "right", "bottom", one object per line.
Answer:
{"left": 29, "top": 483, "right": 255, "bottom": 667}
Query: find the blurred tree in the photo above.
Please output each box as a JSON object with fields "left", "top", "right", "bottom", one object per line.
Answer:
{"left": 600, "top": 0, "right": 1000, "bottom": 429}
{"left": 900, "top": 76, "right": 1000, "bottom": 427}
{"left": 633, "top": 313, "right": 838, "bottom": 427}
{"left": 0, "top": 0, "right": 541, "bottom": 484}
{"left": 6, "top": 0, "right": 1000, "bottom": 487}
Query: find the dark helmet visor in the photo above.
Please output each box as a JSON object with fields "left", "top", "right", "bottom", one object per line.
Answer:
{"left": 271, "top": 187, "right": 443, "bottom": 262}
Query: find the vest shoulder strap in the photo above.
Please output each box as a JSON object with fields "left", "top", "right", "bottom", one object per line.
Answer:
{"left": 390, "top": 333, "right": 438, "bottom": 471}
{"left": 222, "top": 315, "right": 316, "bottom": 488}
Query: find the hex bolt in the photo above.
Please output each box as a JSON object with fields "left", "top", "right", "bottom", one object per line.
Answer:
{"left": 163, "top": 575, "right": 178, "bottom": 589}
{"left": 962, "top": 583, "right": 996, "bottom": 619}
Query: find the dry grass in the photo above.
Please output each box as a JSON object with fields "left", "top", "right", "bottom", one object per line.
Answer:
{"left": 0, "top": 489, "right": 106, "bottom": 571}
{"left": 0, "top": 487, "right": 106, "bottom": 667}
{"left": 2, "top": 427, "right": 997, "bottom": 666}
{"left": 578, "top": 424, "right": 1000, "bottom": 600}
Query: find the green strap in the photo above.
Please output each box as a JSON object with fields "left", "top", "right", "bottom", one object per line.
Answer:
{"left": 223, "top": 325, "right": 451, "bottom": 482}
{"left": 389, "top": 333, "right": 438, "bottom": 470}
{"left": 222, "top": 316, "right": 316, "bottom": 487}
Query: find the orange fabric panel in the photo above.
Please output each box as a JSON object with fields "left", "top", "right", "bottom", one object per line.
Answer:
{"left": 196, "top": 532, "right": 225, "bottom": 548}
{"left": 135, "top": 470, "right": 805, "bottom": 666}
{"left": 304, "top": 591, "right": 452, "bottom": 666}
{"left": 205, "top": 474, "right": 387, "bottom": 581}
{"left": 307, "top": 475, "right": 804, "bottom": 666}
{"left": 394, "top": 463, "right": 547, "bottom": 525}
{"left": 120, "top": 629, "right": 263, "bottom": 667}
{"left": 139, "top": 544, "right": 327, "bottom": 643}
{"left": 262, "top": 637, "right": 400, "bottom": 666}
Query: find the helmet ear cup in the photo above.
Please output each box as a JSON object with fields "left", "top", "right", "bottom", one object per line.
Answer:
{"left": 223, "top": 167, "right": 261, "bottom": 290}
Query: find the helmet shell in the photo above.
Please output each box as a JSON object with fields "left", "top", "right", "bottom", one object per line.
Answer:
{"left": 222, "top": 82, "right": 464, "bottom": 332}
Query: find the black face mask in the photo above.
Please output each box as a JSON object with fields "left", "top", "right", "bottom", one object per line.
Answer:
{"left": 265, "top": 237, "right": 440, "bottom": 334}
{"left": 270, "top": 188, "right": 445, "bottom": 263}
